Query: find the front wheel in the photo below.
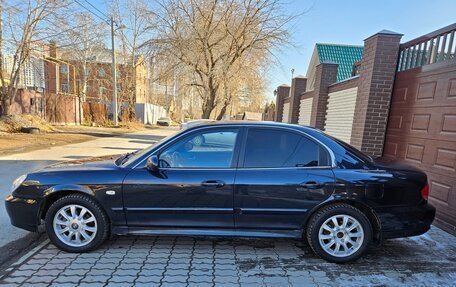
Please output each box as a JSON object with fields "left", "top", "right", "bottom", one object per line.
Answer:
{"left": 306, "top": 203, "right": 372, "bottom": 263}
{"left": 45, "top": 194, "right": 109, "bottom": 252}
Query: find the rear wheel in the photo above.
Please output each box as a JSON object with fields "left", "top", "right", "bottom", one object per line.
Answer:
{"left": 306, "top": 203, "right": 372, "bottom": 263}
{"left": 45, "top": 194, "right": 109, "bottom": 252}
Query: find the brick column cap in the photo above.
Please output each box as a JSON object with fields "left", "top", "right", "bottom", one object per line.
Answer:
{"left": 278, "top": 84, "right": 290, "bottom": 87}
{"left": 364, "top": 29, "right": 403, "bottom": 41}
{"left": 294, "top": 75, "right": 306, "bottom": 79}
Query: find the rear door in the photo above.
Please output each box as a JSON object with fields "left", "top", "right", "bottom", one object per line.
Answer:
{"left": 234, "top": 127, "right": 335, "bottom": 231}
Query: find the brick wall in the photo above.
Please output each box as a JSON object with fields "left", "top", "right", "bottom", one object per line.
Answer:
{"left": 8, "top": 89, "right": 44, "bottom": 116}
{"left": 300, "top": 90, "right": 315, "bottom": 100}
{"left": 273, "top": 30, "right": 402, "bottom": 155}
{"left": 288, "top": 76, "right": 307, "bottom": 124}
{"left": 274, "top": 84, "right": 290, "bottom": 122}
{"left": 310, "top": 62, "right": 338, "bottom": 130}
{"left": 350, "top": 31, "right": 402, "bottom": 157}
{"left": 328, "top": 76, "right": 359, "bottom": 94}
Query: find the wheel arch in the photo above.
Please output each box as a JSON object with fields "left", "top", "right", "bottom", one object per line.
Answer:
{"left": 303, "top": 199, "right": 382, "bottom": 242}
{"left": 40, "top": 185, "right": 98, "bottom": 220}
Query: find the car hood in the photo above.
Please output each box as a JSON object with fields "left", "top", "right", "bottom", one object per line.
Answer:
{"left": 41, "top": 154, "right": 121, "bottom": 172}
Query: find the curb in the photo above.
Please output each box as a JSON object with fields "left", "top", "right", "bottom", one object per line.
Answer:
{"left": 0, "top": 239, "right": 49, "bottom": 280}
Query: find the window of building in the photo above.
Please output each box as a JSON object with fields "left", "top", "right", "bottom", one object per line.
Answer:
{"left": 60, "top": 65, "right": 69, "bottom": 74}
{"left": 98, "top": 68, "right": 105, "bottom": 77}
{"left": 61, "top": 83, "right": 70, "bottom": 93}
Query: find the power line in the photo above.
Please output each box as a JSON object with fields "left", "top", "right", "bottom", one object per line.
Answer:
{"left": 31, "top": 22, "right": 98, "bottom": 43}
{"left": 73, "top": 0, "right": 109, "bottom": 23}
{"left": 82, "top": 0, "right": 110, "bottom": 20}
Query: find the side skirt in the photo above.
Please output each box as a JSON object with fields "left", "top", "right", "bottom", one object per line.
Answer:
{"left": 112, "top": 226, "right": 303, "bottom": 239}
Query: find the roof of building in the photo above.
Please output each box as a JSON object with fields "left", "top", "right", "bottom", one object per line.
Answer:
{"left": 316, "top": 43, "right": 364, "bottom": 82}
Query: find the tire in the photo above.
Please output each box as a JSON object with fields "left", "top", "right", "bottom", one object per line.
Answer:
{"left": 21, "top": 127, "right": 40, "bottom": 134}
{"left": 45, "top": 194, "right": 109, "bottom": 253}
{"left": 306, "top": 203, "right": 372, "bottom": 263}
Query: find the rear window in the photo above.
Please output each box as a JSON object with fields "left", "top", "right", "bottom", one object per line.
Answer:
{"left": 327, "top": 136, "right": 372, "bottom": 169}
{"left": 243, "top": 128, "right": 329, "bottom": 168}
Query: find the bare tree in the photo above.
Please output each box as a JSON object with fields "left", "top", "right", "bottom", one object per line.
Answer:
{"left": 58, "top": 13, "right": 108, "bottom": 102}
{"left": 149, "top": 0, "right": 295, "bottom": 119}
{"left": 215, "top": 47, "right": 267, "bottom": 120}
{"left": 0, "top": 0, "right": 63, "bottom": 116}
{"left": 110, "top": 0, "right": 155, "bottom": 120}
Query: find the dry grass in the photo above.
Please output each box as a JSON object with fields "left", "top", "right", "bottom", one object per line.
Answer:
{"left": 0, "top": 114, "right": 154, "bottom": 156}
{"left": 0, "top": 114, "right": 58, "bottom": 133}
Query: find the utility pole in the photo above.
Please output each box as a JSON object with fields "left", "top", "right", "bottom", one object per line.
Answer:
{"left": 110, "top": 17, "right": 118, "bottom": 126}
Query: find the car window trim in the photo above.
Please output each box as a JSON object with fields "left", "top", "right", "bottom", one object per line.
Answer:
{"left": 238, "top": 126, "right": 335, "bottom": 169}
{"left": 132, "top": 126, "right": 243, "bottom": 170}
{"left": 154, "top": 165, "right": 333, "bottom": 171}
{"left": 131, "top": 124, "right": 337, "bottom": 169}
{"left": 235, "top": 166, "right": 333, "bottom": 170}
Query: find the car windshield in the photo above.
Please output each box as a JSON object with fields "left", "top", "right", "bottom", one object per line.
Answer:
{"left": 118, "top": 133, "right": 176, "bottom": 166}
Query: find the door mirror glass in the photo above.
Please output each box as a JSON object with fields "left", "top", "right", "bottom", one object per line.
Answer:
{"left": 146, "top": 155, "right": 159, "bottom": 171}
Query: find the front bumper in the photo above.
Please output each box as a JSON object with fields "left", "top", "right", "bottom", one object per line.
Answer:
{"left": 377, "top": 202, "right": 436, "bottom": 239}
{"left": 5, "top": 194, "right": 41, "bottom": 232}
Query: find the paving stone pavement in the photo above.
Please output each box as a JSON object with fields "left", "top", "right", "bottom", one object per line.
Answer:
{"left": 0, "top": 227, "right": 455, "bottom": 287}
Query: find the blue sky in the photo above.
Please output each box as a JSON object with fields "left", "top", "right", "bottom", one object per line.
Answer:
{"left": 267, "top": 0, "right": 456, "bottom": 99}
{"left": 90, "top": 0, "right": 456, "bottom": 100}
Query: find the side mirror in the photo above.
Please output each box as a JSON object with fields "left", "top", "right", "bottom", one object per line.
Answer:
{"left": 146, "top": 155, "right": 159, "bottom": 171}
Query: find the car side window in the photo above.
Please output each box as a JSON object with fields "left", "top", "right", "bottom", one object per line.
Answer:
{"left": 284, "top": 138, "right": 330, "bottom": 167}
{"left": 243, "top": 128, "right": 329, "bottom": 168}
{"left": 159, "top": 129, "right": 238, "bottom": 168}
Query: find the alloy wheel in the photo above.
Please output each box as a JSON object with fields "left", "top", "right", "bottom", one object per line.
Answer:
{"left": 318, "top": 214, "right": 364, "bottom": 257}
{"left": 53, "top": 204, "right": 98, "bottom": 247}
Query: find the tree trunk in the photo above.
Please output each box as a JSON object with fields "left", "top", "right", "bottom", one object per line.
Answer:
{"left": 216, "top": 104, "right": 228, "bottom": 120}
{"left": 201, "top": 106, "right": 212, "bottom": 119}
{"left": 128, "top": 100, "right": 136, "bottom": 121}
{"left": 1, "top": 97, "right": 11, "bottom": 116}
{"left": 201, "top": 77, "right": 218, "bottom": 119}
{"left": 201, "top": 92, "right": 216, "bottom": 119}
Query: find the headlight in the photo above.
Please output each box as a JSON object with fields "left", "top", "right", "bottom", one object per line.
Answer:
{"left": 11, "top": 174, "right": 27, "bottom": 192}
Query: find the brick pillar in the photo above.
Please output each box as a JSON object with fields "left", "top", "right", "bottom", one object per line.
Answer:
{"left": 310, "top": 62, "right": 338, "bottom": 130}
{"left": 274, "top": 84, "right": 290, "bottom": 122}
{"left": 288, "top": 76, "right": 307, "bottom": 124}
{"left": 350, "top": 30, "right": 402, "bottom": 157}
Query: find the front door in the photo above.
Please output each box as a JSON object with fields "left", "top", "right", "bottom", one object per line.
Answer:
{"left": 122, "top": 127, "right": 241, "bottom": 228}
{"left": 234, "top": 127, "right": 335, "bottom": 231}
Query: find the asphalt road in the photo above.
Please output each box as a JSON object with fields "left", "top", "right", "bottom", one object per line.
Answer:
{"left": 0, "top": 126, "right": 178, "bottom": 249}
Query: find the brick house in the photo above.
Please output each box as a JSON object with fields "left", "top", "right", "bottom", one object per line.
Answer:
{"left": 274, "top": 23, "right": 456, "bottom": 234}
{"left": 1, "top": 44, "right": 46, "bottom": 116}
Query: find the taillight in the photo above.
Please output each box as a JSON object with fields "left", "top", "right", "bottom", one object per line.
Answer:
{"left": 421, "top": 183, "right": 429, "bottom": 201}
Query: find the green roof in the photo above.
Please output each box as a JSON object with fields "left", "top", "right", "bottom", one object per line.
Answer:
{"left": 316, "top": 44, "right": 363, "bottom": 82}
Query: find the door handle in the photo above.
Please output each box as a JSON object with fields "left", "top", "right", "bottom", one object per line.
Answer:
{"left": 202, "top": 180, "right": 225, "bottom": 188}
{"left": 299, "top": 181, "right": 323, "bottom": 189}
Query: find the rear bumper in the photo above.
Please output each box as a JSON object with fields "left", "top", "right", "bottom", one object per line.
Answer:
{"left": 377, "top": 203, "right": 436, "bottom": 239}
{"left": 4, "top": 194, "right": 41, "bottom": 232}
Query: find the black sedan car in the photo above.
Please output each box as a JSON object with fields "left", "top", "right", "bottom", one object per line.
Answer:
{"left": 5, "top": 122, "right": 435, "bottom": 263}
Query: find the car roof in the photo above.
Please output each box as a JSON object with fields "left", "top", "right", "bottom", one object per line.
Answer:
{"left": 189, "top": 120, "right": 319, "bottom": 133}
